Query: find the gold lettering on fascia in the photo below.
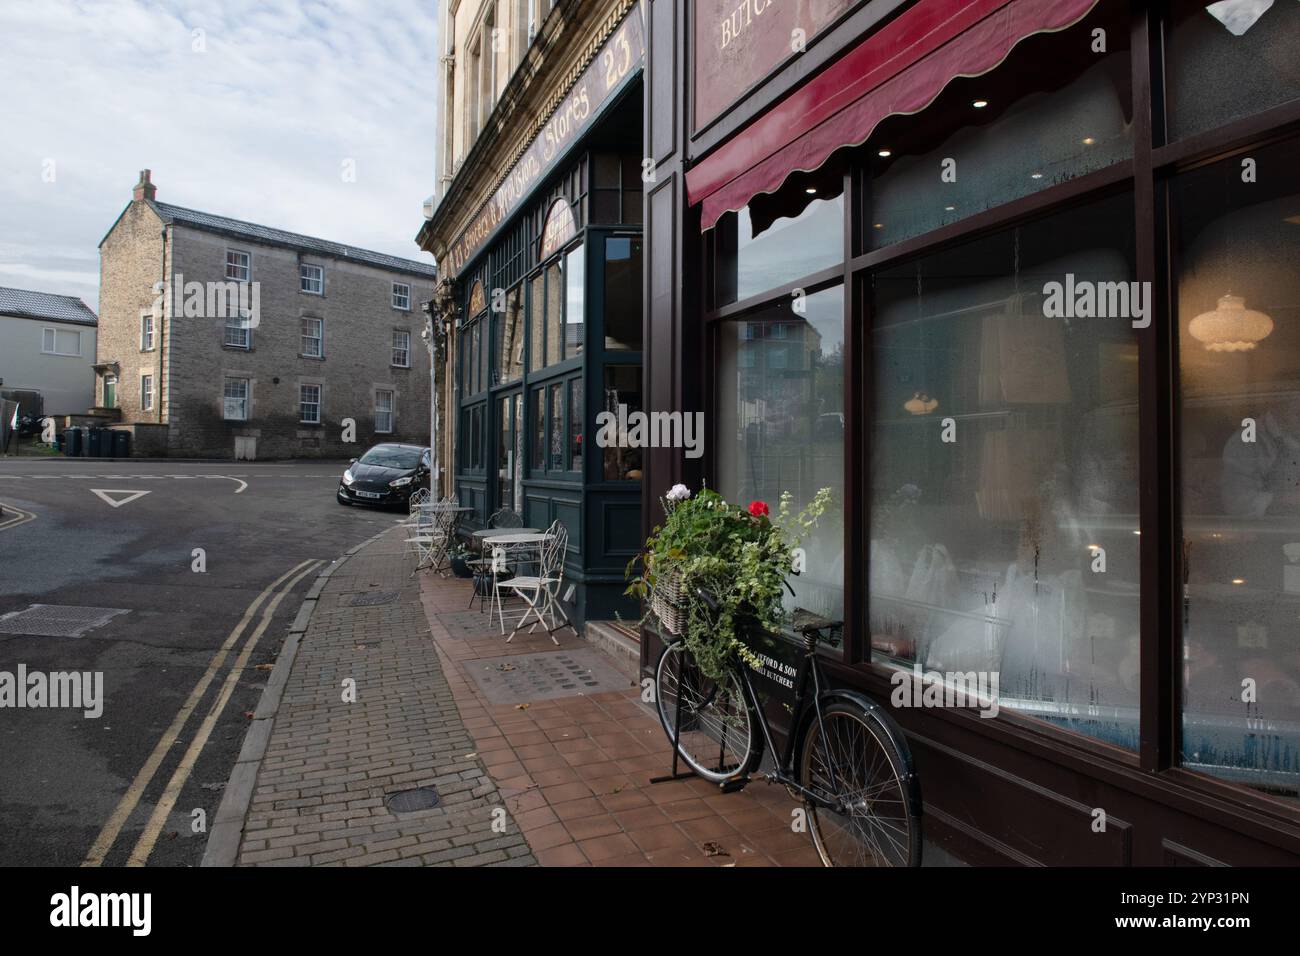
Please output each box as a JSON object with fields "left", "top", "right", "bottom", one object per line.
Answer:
{"left": 720, "top": 0, "right": 773, "bottom": 50}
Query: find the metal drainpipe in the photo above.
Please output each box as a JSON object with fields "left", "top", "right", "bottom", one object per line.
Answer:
{"left": 158, "top": 227, "right": 167, "bottom": 423}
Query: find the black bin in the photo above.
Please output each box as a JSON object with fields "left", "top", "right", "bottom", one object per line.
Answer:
{"left": 112, "top": 431, "right": 130, "bottom": 459}
{"left": 63, "top": 428, "right": 82, "bottom": 457}
{"left": 86, "top": 428, "right": 103, "bottom": 458}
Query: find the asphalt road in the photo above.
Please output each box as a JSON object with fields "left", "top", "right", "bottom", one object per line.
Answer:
{"left": 0, "top": 458, "right": 402, "bottom": 866}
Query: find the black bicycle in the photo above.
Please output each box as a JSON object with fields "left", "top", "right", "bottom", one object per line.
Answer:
{"left": 654, "top": 589, "right": 922, "bottom": 867}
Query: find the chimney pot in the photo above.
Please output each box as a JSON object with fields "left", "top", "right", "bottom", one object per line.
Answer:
{"left": 133, "top": 169, "right": 156, "bottom": 202}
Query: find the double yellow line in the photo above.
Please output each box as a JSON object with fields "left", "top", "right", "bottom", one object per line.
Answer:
{"left": 82, "top": 558, "right": 322, "bottom": 867}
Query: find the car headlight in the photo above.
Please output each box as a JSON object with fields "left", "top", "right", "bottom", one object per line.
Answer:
{"left": 342, "top": 469, "right": 354, "bottom": 485}
{"left": 389, "top": 475, "right": 414, "bottom": 488}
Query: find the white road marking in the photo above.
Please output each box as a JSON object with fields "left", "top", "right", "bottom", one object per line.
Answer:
{"left": 90, "top": 489, "right": 151, "bottom": 509}
{"left": 0, "top": 502, "right": 38, "bottom": 531}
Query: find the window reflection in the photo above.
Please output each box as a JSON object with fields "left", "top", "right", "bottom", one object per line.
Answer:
{"left": 867, "top": 1, "right": 1131, "bottom": 252}
{"left": 605, "top": 236, "right": 643, "bottom": 350}
{"left": 1167, "top": 0, "right": 1300, "bottom": 141}
{"left": 870, "top": 193, "right": 1140, "bottom": 745}
{"left": 717, "top": 286, "right": 845, "bottom": 621}
{"left": 1175, "top": 137, "right": 1300, "bottom": 803}
{"left": 566, "top": 245, "right": 585, "bottom": 356}
{"left": 602, "top": 365, "right": 643, "bottom": 480}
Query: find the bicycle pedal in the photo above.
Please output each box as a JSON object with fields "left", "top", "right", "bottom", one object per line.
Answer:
{"left": 720, "top": 777, "right": 749, "bottom": 794}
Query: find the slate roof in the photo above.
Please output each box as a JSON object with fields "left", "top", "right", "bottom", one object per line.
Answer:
{"left": 0, "top": 286, "right": 98, "bottom": 326}
{"left": 148, "top": 201, "right": 439, "bottom": 279}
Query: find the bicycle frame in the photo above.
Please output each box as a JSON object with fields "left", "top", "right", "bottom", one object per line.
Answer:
{"left": 734, "top": 644, "right": 844, "bottom": 812}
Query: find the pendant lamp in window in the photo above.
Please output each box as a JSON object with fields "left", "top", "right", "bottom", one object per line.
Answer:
{"left": 1188, "top": 294, "right": 1274, "bottom": 352}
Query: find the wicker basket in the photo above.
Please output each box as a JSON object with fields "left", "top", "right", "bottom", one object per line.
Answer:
{"left": 650, "top": 567, "right": 689, "bottom": 636}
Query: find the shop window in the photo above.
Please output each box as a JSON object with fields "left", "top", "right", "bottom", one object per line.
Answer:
{"left": 495, "top": 286, "right": 524, "bottom": 384}
{"left": 565, "top": 246, "right": 585, "bottom": 357}
{"left": 1174, "top": 137, "right": 1300, "bottom": 802}
{"left": 549, "top": 382, "right": 564, "bottom": 471}
{"left": 715, "top": 163, "right": 845, "bottom": 306}
{"left": 498, "top": 393, "right": 523, "bottom": 511}
{"left": 531, "top": 386, "right": 545, "bottom": 471}
{"left": 717, "top": 286, "right": 845, "bottom": 621}
{"left": 478, "top": 317, "right": 489, "bottom": 394}
{"left": 1166, "top": 0, "right": 1300, "bottom": 142}
{"left": 569, "top": 378, "right": 584, "bottom": 474}
{"left": 604, "top": 237, "right": 643, "bottom": 350}
{"left": 602, "top": 365, "right": 644, "bottom": 481}
{"left": 529, "top": 272, "right": 544, "bottom": 371}
{"left": 868, "top": 192, "right": 1140, "bottom": 745}
{"left": 546, "top": 259, "right": 564, "bottom": 367}
{"left": 866, "top": 0, "right": 1131, "bottom": 252}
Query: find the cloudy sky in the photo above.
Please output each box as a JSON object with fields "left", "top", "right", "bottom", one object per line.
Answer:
{"left": 0, "top": 0, "right": 439, "bottom": 307}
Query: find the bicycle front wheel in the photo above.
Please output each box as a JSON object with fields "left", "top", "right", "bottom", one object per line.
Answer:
{"left": 799, "top": 700, "right": 921, "bottom": 867}
{"left": 654, "top": 640, "right": 759, "bottom": 785}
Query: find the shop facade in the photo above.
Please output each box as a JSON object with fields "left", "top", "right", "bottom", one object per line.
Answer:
{"left": 641, "top": 0, "right": 1300, "bottom": 863}
{"left": 420, "top": 0, "right": 648, "bottom": 629}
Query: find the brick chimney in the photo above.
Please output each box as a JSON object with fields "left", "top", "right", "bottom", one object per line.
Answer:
{"left": 132, "top": 169, "right": 156, "bottom": 202}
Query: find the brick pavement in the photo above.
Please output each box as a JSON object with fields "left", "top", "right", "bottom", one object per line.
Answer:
{"left": 230, "top": 526, "right": 534, "bottom": 866}
{"left": 420, "top": 570, "right": 823, "bottom": 867}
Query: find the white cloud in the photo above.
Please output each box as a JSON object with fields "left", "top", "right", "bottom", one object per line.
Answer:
{"left": 0, "top": 0, "right": 438, "bottom": 307}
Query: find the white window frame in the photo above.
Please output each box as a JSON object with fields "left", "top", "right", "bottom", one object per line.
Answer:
{"left": 141, "top": 312, "right": 155, "bottom": 351}
{"left": 224, "top": 310, "right": 252, "bottom": 349}
{"left": 42, "top": 327, "right": 82, "bottom": 356}
{"left": 301, "top": 317, "right": 323, "bottom": 358}
{"left": 300, "top": 263, "right": 323, "bottom": 295}
{"left": 391, "top": 330, "right": 411, "bottom": 368}
{"left": 141, "top": 373, "right": 154, "bottom": 411}
{"left": 375, "top": 389, "right": 395, "bottom": 434}
{"left": 299, "top": 383, "right": 322, "bottom": 424}
{"left": 223, "top": 377, "right": 250, "bottom": 421}
{"left": 392, "top": 282, "right": 411, "bottom": 310}
{"left": 225, "top": 249, "right": 251, "bottom": 282}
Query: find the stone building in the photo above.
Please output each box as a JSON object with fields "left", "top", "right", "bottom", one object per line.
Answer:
{"left": 98, "top": 170, "right": 438, "bottom": 459}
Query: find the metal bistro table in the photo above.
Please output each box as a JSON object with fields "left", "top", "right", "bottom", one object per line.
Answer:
{"left": 477, "top": 530, "right": 554, "bottom": 632}
{"left": 407, "top": 504, "right": 474, "bottom": 576}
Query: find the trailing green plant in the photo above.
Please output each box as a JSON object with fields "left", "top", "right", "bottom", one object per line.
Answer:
{"left": 626, "top": 483, "right": 833, "bottom": 682}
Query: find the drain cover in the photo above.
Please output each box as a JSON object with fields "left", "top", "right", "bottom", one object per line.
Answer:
{"left": 464, "top": 648, "right": 630, "bottom": 705}
{"left": 0, "top": 604, "right": 129, "bottom": 638}
{"left": 348, "top": 590, "right": 400, "bottom": 607}
{"left": 386, "top": 786, "right": 440, "bottom": 813}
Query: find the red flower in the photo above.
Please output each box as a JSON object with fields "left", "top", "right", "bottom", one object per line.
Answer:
{"left": 748, "top": 500, "right": 769, "bottom": 518}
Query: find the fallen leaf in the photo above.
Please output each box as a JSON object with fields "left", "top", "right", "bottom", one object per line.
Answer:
{"left": 701, "top": 841, "right": 729, "bottom": 858}
{"left": 242, "top": 711, "right": 255, "bottom": 719}
{"left": 254, "top": 663, "right": 274, "bottom": 671}
{"left": 515, "top": 703, "right": 530, "bottom": 710}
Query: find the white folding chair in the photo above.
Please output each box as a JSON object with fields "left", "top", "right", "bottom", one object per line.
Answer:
{"left": 503, "top": 521, "right": 575, "bottom": 644}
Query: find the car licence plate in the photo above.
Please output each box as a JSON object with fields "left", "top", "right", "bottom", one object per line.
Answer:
{"left": 356, "top": 491, "right": 381, "bottom": 499}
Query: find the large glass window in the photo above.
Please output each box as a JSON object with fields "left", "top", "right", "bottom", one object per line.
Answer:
{"left": 546, "top": 259, "right": 564, "bottom": 367}
{"left": 604, "top": 236, "right": 643, "bottom": 350}
{"left": 1166, "top": 0, "right": 1300, "bottom": 141}
{"left": 529, "top": 273, "right": 544, "bottom": 372}
{"left": 495, "top": 286, "right": 524, "bottom": 385}
{"left": 866, "top": 1, "right": 1131, "bottom": 252}
{"left": 565, "top": 246, "right": 585, "bottom": 356}
{"left": 569, "top": 378, "right": 584, "bottom": 474}
{"left": 718, "top": 285, "right": 845, "bottom": 621}
{"left": 602, "top": 366, "right": 644, "bottom": 481}
{"left": 869, "top": 193, "right": 1140, "bottom": 746}
{"left": 1174, "top": 137, "right": 1300, "bottom": 802}
{"left": 549, "top": 383, "right": 564, "bottom": 471}
{"left": 716, "top": 164, "right": 845, "bottom": 306}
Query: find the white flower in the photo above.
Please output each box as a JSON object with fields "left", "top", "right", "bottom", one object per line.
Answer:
{"left": 666, "top": 483, "right": 691, "bottom": 502}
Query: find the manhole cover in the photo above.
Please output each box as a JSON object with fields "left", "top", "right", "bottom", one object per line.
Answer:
{"left": 386, "top": 786, "right": 440, "bottom": 813}
{"left": 0, "top": 605, "right": 130, "bottom": 638}
{"left": 464, "top": 648, "right": 630, "bottom": 705}
{"left": 348, "top": 590, "right": 400, "bottom": 607}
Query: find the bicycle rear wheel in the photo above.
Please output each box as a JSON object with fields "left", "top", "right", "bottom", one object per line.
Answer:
{"left": 799, "top": 699, "right": 921, "bottom": 866}
{"left": 654, "top": 640, "right": 759, "bottom": 785}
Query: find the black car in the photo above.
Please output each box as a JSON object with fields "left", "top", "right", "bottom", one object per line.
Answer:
{"left": 337, "top": 443, "right": 431, "bottom": 507}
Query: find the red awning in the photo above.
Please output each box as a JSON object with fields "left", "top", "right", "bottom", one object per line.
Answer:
{"left": 687, "top": 0, "right": 1102, "bottom": 230}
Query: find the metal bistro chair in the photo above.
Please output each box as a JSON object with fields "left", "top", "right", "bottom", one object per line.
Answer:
{"left": 502, "top": 520, "right": 575, "bottom": 645}
{"left": 405, "top": 494, "right": 458, "bottom": 576}
{"left": 465, "top": 508, "right": 523, "bottom": 611}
